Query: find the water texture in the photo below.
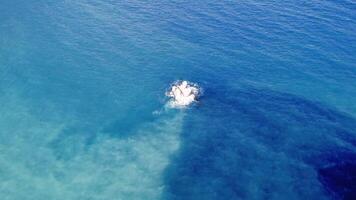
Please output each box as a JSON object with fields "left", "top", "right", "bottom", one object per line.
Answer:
{"left": 0, "top": 1, "right": 355, "bottom": 199}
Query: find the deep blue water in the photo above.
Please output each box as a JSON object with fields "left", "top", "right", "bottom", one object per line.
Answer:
{"left": 1, "top": 1, "right": 356, "bottom": 199}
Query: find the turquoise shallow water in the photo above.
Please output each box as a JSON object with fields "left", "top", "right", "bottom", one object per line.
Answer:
{"left": 1, "top": 1, "right": 356, "bottom": 199}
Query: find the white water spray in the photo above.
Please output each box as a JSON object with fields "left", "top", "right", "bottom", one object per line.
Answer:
{"left": 166, "top": 80, "right": 200, "bottom": 107}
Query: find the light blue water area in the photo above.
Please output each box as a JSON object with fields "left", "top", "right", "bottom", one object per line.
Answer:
{"left": 0, "top": 1, "right": 355, "bottom": 199}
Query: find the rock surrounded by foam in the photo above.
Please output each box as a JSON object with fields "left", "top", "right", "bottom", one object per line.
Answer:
{"left": 167, "top": 81, "right": 199, "bottom": 107}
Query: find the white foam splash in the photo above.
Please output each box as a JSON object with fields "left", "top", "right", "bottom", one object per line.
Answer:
{"left": 166, "top": 80, "right": 200, "bottom": 107}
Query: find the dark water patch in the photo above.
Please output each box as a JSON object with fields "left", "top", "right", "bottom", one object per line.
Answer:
{"left": 48, "top": 123, "right": 98, "bottom": 161}
{"left": 163, "top": 86, "right": 356, "bottom": 200}
{"left": 318, "top": 153, "right": 356, "bottom": 200}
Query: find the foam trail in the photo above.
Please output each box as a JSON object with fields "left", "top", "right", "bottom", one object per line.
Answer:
{"left": 87, "top": 112, "right": 185, "bottom": 199}
{"left": 0, "top": 92, "right": 185, "bottom": 200}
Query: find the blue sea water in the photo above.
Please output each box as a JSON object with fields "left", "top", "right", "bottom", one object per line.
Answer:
{"left": 1, "top": 0, "right": 356, "bottom": 199}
